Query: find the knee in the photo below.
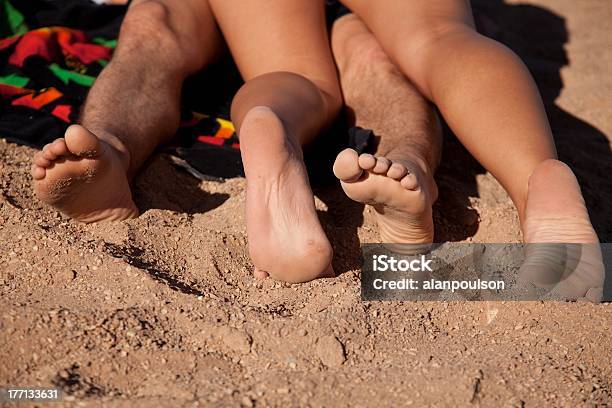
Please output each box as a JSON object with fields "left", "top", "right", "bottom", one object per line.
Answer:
{"left": 118, "top": 0, "right": 199, "bottom": 71}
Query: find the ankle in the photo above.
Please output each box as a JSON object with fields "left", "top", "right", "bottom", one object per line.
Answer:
{"left": 87, "top": 127, "right": 132, "bottom": 174}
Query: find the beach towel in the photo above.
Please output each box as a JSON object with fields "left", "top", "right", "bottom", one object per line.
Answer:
{"left": 0, "top": 1, "right": 239, "bottom": 160}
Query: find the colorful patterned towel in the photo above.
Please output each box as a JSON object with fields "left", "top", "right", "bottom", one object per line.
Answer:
{"left": 0, "top": 0, "right": 239, "bottom": 154}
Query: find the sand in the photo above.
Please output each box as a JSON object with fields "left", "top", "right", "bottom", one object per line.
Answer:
{"left": 1, "top": 0, "right": 611, "bottom": 406}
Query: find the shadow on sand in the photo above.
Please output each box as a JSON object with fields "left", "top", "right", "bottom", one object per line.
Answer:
{"left": 471, "top": 0, "right": 612, "bottom": 242}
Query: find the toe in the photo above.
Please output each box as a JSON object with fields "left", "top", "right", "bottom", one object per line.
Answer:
{"left": 65, "top": 125, "right": 101, "bottom": 157}
{"left": 31, "top": 164, "right": 46, "bottom": 180}
{"left": 372, "top": 156, "right": 391, "bottom": 174}
{"left": 333, "top": 148, "right": 363, "bottom": 182}
{"left": 358, "top": 153, "right": 377, "bottom": 170}
{"left": 400, "top": 173, "right": 420, "bottom": 190}
{"left": 254, "top": 267, "right": 270, "bottom": 279}
{"left": 49, "top": 138, "right": 69, "bottom": 157}
{"left": 42, "top": 144, "right": 58, "bottom": 161}
{"left": 387, "top": 162, "right": 408, "bottom": 180}
{"left": 34, "top": 152, "right": 51, "bottom": 167}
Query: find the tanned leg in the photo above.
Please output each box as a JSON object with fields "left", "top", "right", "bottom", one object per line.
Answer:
{"left": 331, "top": 14, "right": 442, "bottom": 248}
{"left": 341, "top": 0, "right": 603, "bottom": 301}
{"left": 31, "top": 0, "right": 222, "bottom": 222}
{"left": 208, "top": 0, "right": 342, "bottom": 282}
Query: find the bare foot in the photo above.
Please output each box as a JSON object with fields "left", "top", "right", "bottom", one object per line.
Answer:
{"left": 31, "top": 125, "right": 138, "bottom": 223}
{"left": 333, "top": 148, "right": 437, "bottom": 251}
{"left": 521, "top": 159, "right": 604, "bottom": 302}
{"left": 239, "top": 106, "right": 333, "bottom": 283}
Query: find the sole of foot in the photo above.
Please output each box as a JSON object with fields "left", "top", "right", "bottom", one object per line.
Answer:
{"left": 31, "top": 124, "right": 138, "bottom": 223}
{"left": 333, "top": 148, "right": 437, "bottom": 253}
{"left": 521, "top": 159, "right": 604, "bottom": 302}
{"left": 239, "top": 106, "right": 334, "bottom": 283}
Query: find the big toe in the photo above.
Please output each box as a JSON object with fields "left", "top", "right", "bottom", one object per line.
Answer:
{"left": 333, "top": 148, "right": 363, "bottom": 182}
{"left": 65, "top": 125, "right": 101, "bottom": 157}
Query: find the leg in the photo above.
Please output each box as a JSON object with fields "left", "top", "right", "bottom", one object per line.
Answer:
{"left": 208, "top": 0, "right": 342, "bottom": 282}
{"left": 342, "top": 0, "right": 557, "bottom": 221}
{"left": 331, "top": 14, "right": 442, "bottom": 247}
{"left": 343, "top": 0, "right": 602, "bottom": 300}
{"left": 31, "top": 0, "right": 223, "bottom": 222}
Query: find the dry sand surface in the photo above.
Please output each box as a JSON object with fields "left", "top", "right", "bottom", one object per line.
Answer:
{"left": 1, "top": 0, "right": 611, "bottom": 406}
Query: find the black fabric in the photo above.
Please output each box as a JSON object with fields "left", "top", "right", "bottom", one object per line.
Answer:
{"left": 325, "top": 0, "right": 352, "bottom": 27}
{"left": 10, "top": 0, "right": 126, "bottom": 35}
